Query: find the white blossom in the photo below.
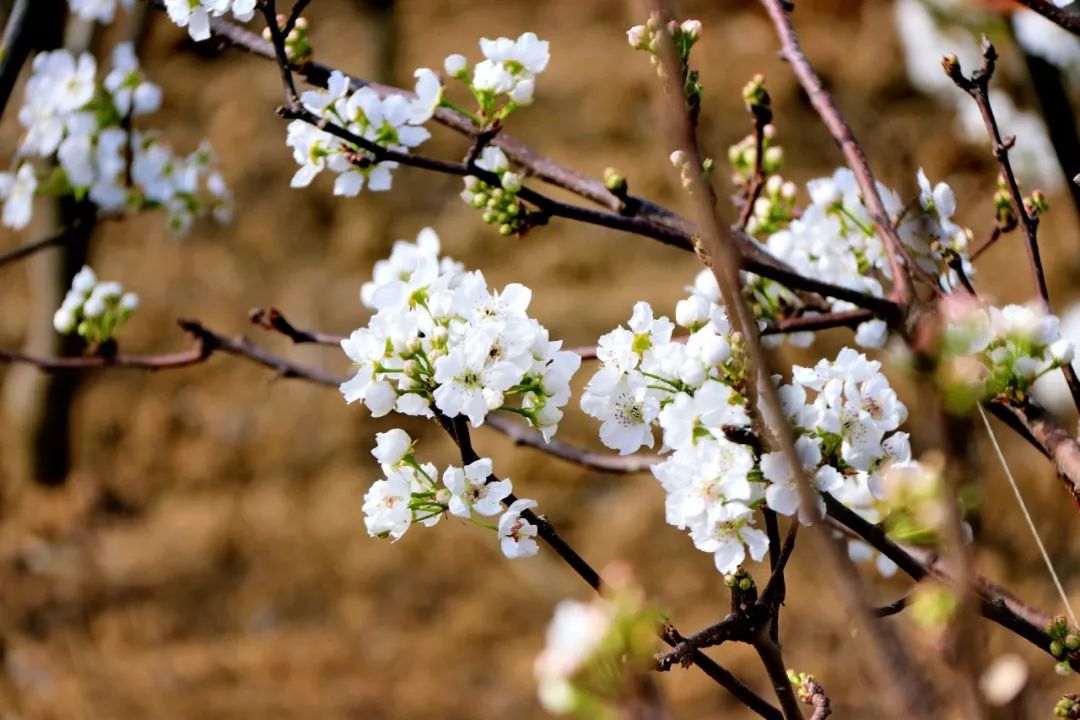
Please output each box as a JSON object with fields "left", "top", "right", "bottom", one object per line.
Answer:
{"left": 498, "top": 498, "right": 539, "bottom": 558}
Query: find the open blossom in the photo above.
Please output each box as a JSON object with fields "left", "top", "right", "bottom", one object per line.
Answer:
{"left": 163, "top": 0, "right": 255, "bottom": 42}
{"left": 474, "top": 32, "right": 549, "bottom": 105}
{"left": 340, "top": 227, "right": 579, "bottom": 437}
{"left": 360, "top": 437, "right": 537, "bottom": 557}
{"left": 498, "top": 498, "right": 539, "bottom": 558}
{"left": 743, "top": 167, "right": 974, "bottom": 349}
{"left": 285, "top": 69, "right": 440, "bottom": 195}
{"left": 442, "top": 458, "right": 512, "bottom": 518}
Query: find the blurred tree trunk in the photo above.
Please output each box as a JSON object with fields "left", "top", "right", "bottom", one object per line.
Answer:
{"left": 1, "top": 14, "right": 98, "bottom": 489}
{"left": 357, "top": 0, "right": 396, "bottom": 84}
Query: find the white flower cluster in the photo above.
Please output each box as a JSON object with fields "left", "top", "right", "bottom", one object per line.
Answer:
{"left": 580, "top": 292, "right": 770, "bottom": 573}
{"left": 939, "top": 297, "right": 1074, "bottom": 402}
{"left": 1, "top": 44, "right": 230, "bottom": 232}
{"left": 53, "top": 265, "right": 139, "bottom": 342}
{"left": 362, "top": 429, "right": 539, "bottom": 559}
{"left": 340, "top": 227, "right": 581, "bottom": 439}
{"left": 774, "top": 348, "right": 914, "bottom": 575}
{"left": 753, "top": 167, "right": 972, "bottom": 349}
{"left": 163, "top": 0, "right": 255, "bottom": 42}
{"left": 582, "top": 279, "right": 919, "bottom": 573}
{"left": 286, "top": 69, "right": 440, "bottom": 196}
{"left": 444, "top": 32, "right": 549, "bottom": 113}
{"left": 70, "top": 0, "right": 133, "bottom": 23}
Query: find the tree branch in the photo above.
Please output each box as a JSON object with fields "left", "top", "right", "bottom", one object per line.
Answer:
{"left": 1014, "top": 0, "right": 1080, "bottom": 36}
{"left": 758, "top": 0, "right": 912, "bottom": 306}
{"left": 945, "top": 37, "right": 1080, "bottom": 413}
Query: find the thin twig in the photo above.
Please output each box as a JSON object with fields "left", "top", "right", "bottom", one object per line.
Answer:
{"left": 945, "top": 37, "right": 1080, "bottom": 413}
{"left": 758, "top": 0, "right": 912, "bottom": 307}
{"left": 249, "top": 307, "right": 344, "bottom": 345}
{"left": 1014, "top": 0, "right": 1080, "bottom": 36}
{"left": 0, "top": 220, "right": 91, "bottom": 269}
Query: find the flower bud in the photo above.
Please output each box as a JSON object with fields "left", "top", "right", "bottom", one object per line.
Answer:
{"left": 83, "top": 294, "right": 106, "bottom": 319}
{"left": 500, "top": 172, "right": 522, "bottom": 194}
{"left": 53, "top": 308, "right": 76, "bottom": 334}
{"left": 1051, "top": 339, "right": 1075, "bottom": 366}
{"left": 119, "top": 292, "right": 139, "bottom": 313}
{"left": 680, "top": 19, "right": 702, "bottom": 41}
{"left": 71, "top": 265, "right": 97, "bottom": 295}
{"left": 444, "top": 53, "right": 468, "bottom": 78}
{"left": 810, "top": 179, "right": 843, "bottom": 209}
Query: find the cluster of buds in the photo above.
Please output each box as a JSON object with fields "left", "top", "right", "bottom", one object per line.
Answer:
{"left": 461, "top": 146, "right": 528, "bottom": 236}
{"left": 1048, "top": 616, "right": 1080, "bottom": 675}
{"left": 626, "top": 15, "right": 702, "bottom": 67}
{"left": 670, "top": 149, "right": 713, "bottom": 193}
{"left": 729, "top": 127, "right": 783, "bottom": 186}
{"left": 1055, "top": 694, "right": 1080, "bottom": 718}
{"left": 724, "top": 568, "right": 757, "bottom": 613}
{"left": 627, "top": 15, "right": 703, "bottom": 110}
{"left": 742, "top": 74, "right": 773, "bottom": 126}
{"left": 53, "top": 265, "right": 139, "bottom": 343}
{"left": 745, "top": 174, "right": 796, "bottom": 238}
{"left": 262, "top": 14, "right": 313, "bottom": 64}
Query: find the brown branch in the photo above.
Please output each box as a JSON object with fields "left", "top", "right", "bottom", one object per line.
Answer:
{"left": 441, "top": 414, "right": 780, "bottom": 719}
{"left": 945, "top": 38, "right": 1080, "bottom": 413}
{"left": 0, "top": 219, "right": 95, "bottom": 269}
{"left": 970, "top": 226, "right": 1003, "bottom": 261}
{"left": 994, "top": 400, "right": 1080, "bottom": 509}
{"left": 0, "top": 319, "right": 345, "bottom": 387}
{"left": 1014, "top": 0, "right": 1080, "bottom": 37}
{"left": 753, "top": 636, "right": 805, "bottom": 720}
{"left": 204, "top": 13, "right": 902, "bottom": 320}
{"left": 762, "top": 308, "right": 874, "bottom": 336}
{"left": 823, "top": 494, "right": 1070, "bottom": 664}
{"left": 205, "top": 14, "right": 684, "bottom": 229}
{"left": 249, "top": 306, "right": 343, "bottom": 345}
{"left": 758, "top": 0, "right": 912, "bottom": 307}
{"left": 484, "top": 414, "right": 658, "bottom": 474}
{"left": 873, "top": 595, "right": 910, "bottom": 618}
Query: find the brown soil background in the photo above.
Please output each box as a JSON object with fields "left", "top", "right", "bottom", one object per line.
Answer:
{"left": 2, "top": 0, "right": 1080, "bottom": 717}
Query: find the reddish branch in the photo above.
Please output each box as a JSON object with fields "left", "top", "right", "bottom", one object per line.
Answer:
{"left": 205, "top": 13, "right": 902, "bottom": 321}
{"left": 945, "top": 38, "right": 1080, "bottom": 423}
{"left": 758, "top": 0, "right": 913, "bottom": 307}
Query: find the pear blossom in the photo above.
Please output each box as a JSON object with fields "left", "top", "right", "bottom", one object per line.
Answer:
{"left": 340, "top": 227, "right": 579, "bottom": 438}
{"left": 163, "top": 0, "right": 255, "bottom": 42}
{"left": 371, "top": 428, "right": 413, "bottom": 466}
{"left": 284, "top": 69, "right": 440, "bottom": 196}
{"left": 498, "top": 498, "right": 539, "bottom": 558}
{"left": 442, "top": 458, "right": 512, "bottom": 518}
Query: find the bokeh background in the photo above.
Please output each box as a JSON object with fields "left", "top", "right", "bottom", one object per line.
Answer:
{"left": 2, "top": 0, "right": 1080, "bottom": 717}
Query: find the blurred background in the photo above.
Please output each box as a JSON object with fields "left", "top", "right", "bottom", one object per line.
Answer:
{"left": 1, "top": 0, "right": 1080, "bottom": 716}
